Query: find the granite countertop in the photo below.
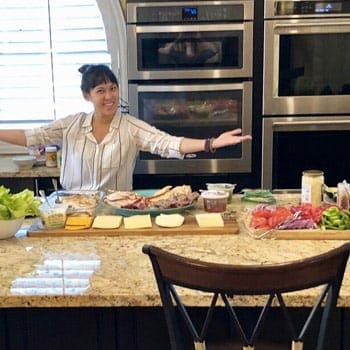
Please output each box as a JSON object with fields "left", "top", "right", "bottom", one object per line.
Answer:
{"left": 0, "top": 155, "right": 60, "bottom": 178}
{"left": 0, "top": 194, "right": 349, "bottom": 309}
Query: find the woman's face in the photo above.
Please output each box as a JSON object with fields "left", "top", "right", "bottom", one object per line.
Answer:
{"left": 84, "top": 81, "right": 119, "bottom": 118}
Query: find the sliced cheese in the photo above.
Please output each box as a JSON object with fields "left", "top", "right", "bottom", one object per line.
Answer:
{"left": 65, "top": 216, "right": 93, "bottom": 229}
{"left": 92, "top": 215, "right": 122, "bottom": 229}
{"left": 195, "top": 213, "right": 224, "bottom": 228}
{"left": 155, "top": 213, "right": 184, "bottom": 228}
{"left": 65, "top": 225, "right": 91, "bottom": 231}
{"left": 123, "top": 214, "right": 152, "bottom": 229}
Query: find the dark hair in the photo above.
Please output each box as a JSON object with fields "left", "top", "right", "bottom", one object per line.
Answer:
{"left": 79, "top": 64, "right": 119, "bottom": 94}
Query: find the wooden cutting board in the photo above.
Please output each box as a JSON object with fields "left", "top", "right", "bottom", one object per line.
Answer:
{"left": 27, "top": 216, "right": 239, "bottom": 237}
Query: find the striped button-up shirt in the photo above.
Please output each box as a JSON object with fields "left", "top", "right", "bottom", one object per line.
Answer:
{"left": 25, "top": 111, "right": 183, "bottom": 191}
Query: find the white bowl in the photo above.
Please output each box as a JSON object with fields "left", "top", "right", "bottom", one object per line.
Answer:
{"left": 0, "top": 217, "right": 24, "bottom": 239}
{"left": 12, "top": 155, "right": 37, "bottom": 170}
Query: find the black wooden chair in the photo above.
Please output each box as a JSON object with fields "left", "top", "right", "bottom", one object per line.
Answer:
{"left": 142, "top": 243, "right": 350, "bottom": 350}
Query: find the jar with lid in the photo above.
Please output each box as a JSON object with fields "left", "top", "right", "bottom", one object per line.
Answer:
{"left": 45, "top": 146, "right": 57, "bottom": 167}
{"left": 301, "top": 170, "right": 324, "bottom": 207}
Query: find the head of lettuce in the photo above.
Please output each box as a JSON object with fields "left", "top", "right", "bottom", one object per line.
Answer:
{"left": 0, "top": 186, "right": 41, "bottom": 220}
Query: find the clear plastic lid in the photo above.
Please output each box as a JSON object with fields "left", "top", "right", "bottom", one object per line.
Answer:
{"left": 201, "top": 190, "right": 229, "bottom": 199}
{"left": 45, "top": 146, "right": 57, "bottom": 152}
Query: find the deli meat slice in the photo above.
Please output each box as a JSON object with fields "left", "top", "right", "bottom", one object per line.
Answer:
{"left": 104, "top": 185, "right": 199, "bottom": 209}
{"left": 105, "top": 191, "right": 141, "bottom": 208}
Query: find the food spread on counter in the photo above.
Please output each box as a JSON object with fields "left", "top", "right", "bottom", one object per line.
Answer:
{"left": 35, "top": 185, "right": 232, "bottom": 232}
{"left": 248, "top": 203, "right": 350, "bottom": 231}
{"left": 104, "top": 185, "right": 199, "bottom": 210}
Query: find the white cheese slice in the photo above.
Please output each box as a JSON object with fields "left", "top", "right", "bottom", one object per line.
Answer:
{"left": 155, "top": 213, "right": 185, "bottom": 228}
{"left": 92, "top": 215, "right": 123, "bottom": 229}
{"left": 123, "top": 214, "right": 152, "bottom": 229}
{"left": 195, "top": 213, "right": 224, "bottom": 228}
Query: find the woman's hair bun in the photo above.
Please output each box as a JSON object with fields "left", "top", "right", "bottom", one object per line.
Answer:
{"left": 78, "top": 64, "right": 93, "bottom": 74}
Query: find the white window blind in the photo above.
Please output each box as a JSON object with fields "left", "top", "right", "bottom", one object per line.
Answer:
{"left": 0, "top": 0, "right": 111, "bottom": 123}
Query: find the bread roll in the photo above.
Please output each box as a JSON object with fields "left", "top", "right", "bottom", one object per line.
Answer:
{"left": 155, "top": 213, "right": 184, "bottom": 227}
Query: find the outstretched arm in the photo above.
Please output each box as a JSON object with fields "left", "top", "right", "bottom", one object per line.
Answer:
{"left": 179, "top": 128, "right": 252, "bottom": 155}
{"left": 0, "top": 130, "right": 27, "bottom": 147}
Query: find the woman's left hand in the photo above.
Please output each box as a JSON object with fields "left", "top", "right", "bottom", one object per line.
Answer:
{"left": 212, "top": 128, "right": 252, "bottom": 149}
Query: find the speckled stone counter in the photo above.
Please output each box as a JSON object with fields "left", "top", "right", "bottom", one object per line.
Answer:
{"left": 0, "top": 155, "right": 60, "bottom": 178}
{"left": 0, "top": 194, "right": 349, "bottom": 309}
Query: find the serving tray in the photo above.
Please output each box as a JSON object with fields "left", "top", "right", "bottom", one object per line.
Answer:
{"left": 27, "top": 216, "right": 239, "bottom": 237}
{"left": 274, "top": 229, "right": 350, "bottom": 240}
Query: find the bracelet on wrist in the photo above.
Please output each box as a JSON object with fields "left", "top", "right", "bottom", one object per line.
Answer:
{"left": 204, "top": 138, "right": 216, "bottom": 153}
{"left": 204, "top": 138, "right": 211, "bottom": 153}
{"left": 209, "top": 137, "right": 216, "bottom": 153}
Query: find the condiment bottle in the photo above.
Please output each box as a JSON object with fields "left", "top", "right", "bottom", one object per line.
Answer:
{"left": 301, "top": 170, "right": 324, "bottom": 207}
{"left": 45, "top": 146, "right": 57, "bottom": 167}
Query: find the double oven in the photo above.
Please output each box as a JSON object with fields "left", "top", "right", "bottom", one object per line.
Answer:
{"left": 262, "top": 0, "right": 350, "bottom": 189}
{"left": 126, "top": 0, "right": 254, "bottom": 175}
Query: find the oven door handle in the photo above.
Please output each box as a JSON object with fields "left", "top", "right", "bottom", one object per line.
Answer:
{"left": 273, "top": 21, "right": 350, "bottom": 33}
{"left": 134, "top": 23, "right": 248, "bottom": 33}
{"left": 267, "top": 119, "right": 350, "bottom": 132}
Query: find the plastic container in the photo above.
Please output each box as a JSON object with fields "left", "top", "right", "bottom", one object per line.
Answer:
{"left": 337, "top": 182, "right": 350, "bottom": 210}
{"left": 45, "top": 146, "right": 57, "bottom": 167}
{"left": 40, "top": 204, "right": 68, "bottom": 228}
{"left": 206, "top": 183, "right": 236, "bottom": 202}
{"left": 201, "top": 190, "right": 229, "bottom": 213}
{"left": 301, "top": 170, "right": 324, "bottom": 207}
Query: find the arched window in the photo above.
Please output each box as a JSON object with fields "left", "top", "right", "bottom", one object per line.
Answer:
{"left": 0, "top": 0, "right": 112, "bottom": 124}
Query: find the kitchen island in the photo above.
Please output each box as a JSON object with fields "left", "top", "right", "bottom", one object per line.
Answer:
{"left": 0, "top": 194, "right": 350, "bottom": 349}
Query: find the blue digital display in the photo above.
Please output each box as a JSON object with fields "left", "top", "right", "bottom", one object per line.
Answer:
{"left": 315, "top": 2, "right": 341, "bottom": 13}
{"left": 182, "top": 7, "right": 198, "bottom": 20}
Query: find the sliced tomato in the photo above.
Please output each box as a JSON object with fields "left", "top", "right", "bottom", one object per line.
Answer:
{"left": 291, "top": 203, "right": 331, "bottom": 224}
{"left": 267, "top": 214, "right": 287, "bottom": 228}
{"left": 250, "top": 216, "right": 269, "bottom": 229}
{"left": 274, "top": 206, "right": 292, "bottom": 216}
{"left": 251, "top": 209, "right": 272, "bottom": 218}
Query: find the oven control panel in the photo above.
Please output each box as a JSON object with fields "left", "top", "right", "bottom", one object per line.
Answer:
{"left": 127, "top": 1, "right": 254, "bottom": 24}
{"left": 272, "top": 1, "right": 350, "bottom": 16}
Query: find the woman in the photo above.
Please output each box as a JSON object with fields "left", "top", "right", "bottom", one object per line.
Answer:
{"left": 0, "top": 64, "right": 252, "bottom": 191}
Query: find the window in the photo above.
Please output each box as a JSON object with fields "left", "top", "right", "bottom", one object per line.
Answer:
{"left": 0, "top": 0, "right": 111, "bottom": 124}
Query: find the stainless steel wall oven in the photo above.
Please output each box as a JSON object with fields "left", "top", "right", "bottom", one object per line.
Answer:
{"left": 262, "top": 117, "right": 350, "bottom": 189}
{"left": 129, "top": 82, "right": 252, "bottom": 174}
{"left": 263, "top": 0, "right": 350, "bottom": 115}
{"left": 127, "top": 0, "right": 254, "bottom": 175}
{"left": 262, "top": 0, "right": 350, "bottom": 189}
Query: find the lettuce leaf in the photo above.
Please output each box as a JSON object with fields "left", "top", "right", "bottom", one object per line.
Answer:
{"left": 0, "top": 186, "right": 41, "bottom": 220}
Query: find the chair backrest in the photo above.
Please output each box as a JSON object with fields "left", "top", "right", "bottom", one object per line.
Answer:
{"left": 143, "top": 243, "right": 350, "bottom": 350}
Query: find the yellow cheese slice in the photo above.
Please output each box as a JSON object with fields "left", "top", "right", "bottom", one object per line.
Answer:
{"left": 123, "top": 214, "right": 152, "bottom": 229}
{"left": 155, "top": 213, "right": 184, "bottom": 228}
{"left": 92, "top": 215, "right": 122, "bottom": 229}
{"left": 65, "top": 216, "right": 93, "bottom": 229}
{"left": 195, "top": 213, "right": 224, "bottom": 228}
{"left": 65, "top": 225, "right": 91, "bottom": 231}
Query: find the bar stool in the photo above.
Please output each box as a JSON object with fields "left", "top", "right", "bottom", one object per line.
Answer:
{"left": 142, "top": 243, "right": 350, "bottom": 350}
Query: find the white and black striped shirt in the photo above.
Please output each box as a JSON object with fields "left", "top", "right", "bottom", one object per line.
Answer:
{"left": 25, "top": 111, "right": 183, "bottom": 191}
